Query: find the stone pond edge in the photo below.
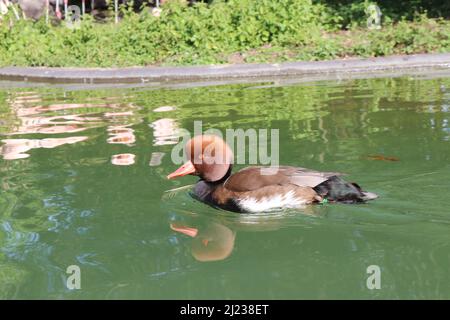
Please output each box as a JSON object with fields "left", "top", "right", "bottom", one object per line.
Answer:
{"left": 0, "top": 52, "right": 450, "bottom": 85}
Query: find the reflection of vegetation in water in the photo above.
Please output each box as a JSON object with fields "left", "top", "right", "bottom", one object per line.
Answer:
{"left": 0, "top": 77, "right": 448, "bottom": 165}
{"left": 0, "top": 160, "right": 41, "bottom": 299}
{"left": 0, "top": 91, "right": 17, "bottom": 135}
{"left": 0, "top": 262, "right": 29, "bottom": 299}
{"left": 0, "top": 161, "right": 53, "bottom": 233}
{"left": 1, "top": 76, "right": 448, "bottom": 138}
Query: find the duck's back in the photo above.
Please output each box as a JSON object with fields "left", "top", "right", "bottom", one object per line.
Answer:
{"left": 223, "top": 166, "right": 377, "bottom": 204}
{"left": 223, "top": 166, "right": 340, "bottom": 191}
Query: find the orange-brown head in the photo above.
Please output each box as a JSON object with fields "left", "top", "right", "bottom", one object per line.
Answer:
{"left": 167, "top": 135, "right": 233, "bottom": 182}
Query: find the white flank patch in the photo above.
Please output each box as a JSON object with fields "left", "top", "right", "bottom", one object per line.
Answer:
{"left": 237, "top": 190, "right": 308, "bottom": 213}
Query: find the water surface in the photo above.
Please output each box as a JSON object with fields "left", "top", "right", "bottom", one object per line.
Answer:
{"left": 0, "top": 75, "right": 449, "bottom": 299}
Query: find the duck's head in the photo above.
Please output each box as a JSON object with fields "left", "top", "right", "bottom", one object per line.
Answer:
{"left": 167, "top": 135, "right": 233, "bottom": 182}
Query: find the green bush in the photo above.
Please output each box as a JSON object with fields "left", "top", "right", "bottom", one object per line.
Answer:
{"left": 0, "top": 0, "right": 448, "bottom": 67}
{"left": 315, "top": 0, "right": 450, "bottom": 28}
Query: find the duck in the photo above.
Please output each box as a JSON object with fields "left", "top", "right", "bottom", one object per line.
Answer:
{"left": 167, "top": 135, "right": 378, "bottom": 213}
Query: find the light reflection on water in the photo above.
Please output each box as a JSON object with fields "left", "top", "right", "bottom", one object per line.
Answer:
{"left": 0, "top": 76, "right": 449, "bottom": 299}
{"left": 0, "top": 90, "right": 183, "bottom": 166}
{"left": 2, "top": 137, "right": 88, "bottom": 160}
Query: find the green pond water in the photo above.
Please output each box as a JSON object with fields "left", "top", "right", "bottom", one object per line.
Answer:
{"left": 0, "top": 75, "right": 449, "bottom": 299}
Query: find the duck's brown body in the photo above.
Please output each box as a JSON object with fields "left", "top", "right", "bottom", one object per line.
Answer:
{"left": 192, "top": 166, "right": 377, "bottom": 213}
{"left": 168, "top": 135, "right": 378, "bottom": 213}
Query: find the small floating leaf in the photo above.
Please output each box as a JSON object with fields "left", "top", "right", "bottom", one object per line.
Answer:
{"left": 367, "top": 154, "right": 400, "bottom": 162}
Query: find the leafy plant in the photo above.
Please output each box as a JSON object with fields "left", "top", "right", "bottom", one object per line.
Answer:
{"left": 0, "top": 0, "right": 448, "bottom": 67}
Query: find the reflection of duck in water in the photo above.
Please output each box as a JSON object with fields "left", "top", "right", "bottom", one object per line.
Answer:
{"left": 167, "top": 135, "right": 378, "bottom": 213}
{"left": 170, "top": 222, "right": 236, "bottom": 262}
{"left": 167, "top": 208, "right": 295, "bottom": 262}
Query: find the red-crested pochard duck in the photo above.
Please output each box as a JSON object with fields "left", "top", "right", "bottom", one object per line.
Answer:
{"left": 167, "top": 135, "right": 378, "bottom": 213}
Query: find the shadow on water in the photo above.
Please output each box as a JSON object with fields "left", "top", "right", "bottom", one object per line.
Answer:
{"left": 0, "top": 75, "right": 449, "bottom": 298}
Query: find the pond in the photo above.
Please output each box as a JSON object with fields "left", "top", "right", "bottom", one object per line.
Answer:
{"left": 0, "top": 74, "right": 449, "bottom": 299}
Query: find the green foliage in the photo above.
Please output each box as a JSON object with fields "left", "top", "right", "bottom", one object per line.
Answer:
{"left": 349, "top": 15, "right": 450, "bottom": 57}
{"left": 315, "top": 0, "right": 450, "bottom": 29}
{"left": 0, "top": 0, "right": 449, "bottom": 67}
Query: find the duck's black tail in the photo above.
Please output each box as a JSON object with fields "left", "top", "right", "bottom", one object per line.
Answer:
{"left": 313, "top": 176, "right": 378, "bottom": 204}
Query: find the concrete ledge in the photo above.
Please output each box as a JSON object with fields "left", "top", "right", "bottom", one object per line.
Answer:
{"left": 0, "top": 53, "right": 450, "bottom": 85}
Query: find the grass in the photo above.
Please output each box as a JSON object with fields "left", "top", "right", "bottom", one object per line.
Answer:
{"left": 0, "top": 0, "right": 449, "bottom": 68}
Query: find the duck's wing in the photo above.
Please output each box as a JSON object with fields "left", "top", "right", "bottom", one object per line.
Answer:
{"left": 283, "top": 166, "right": 344, "bottom": 188}
{"left": 224, "top": 166, "right": 343, "bottom": 192}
